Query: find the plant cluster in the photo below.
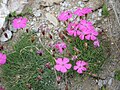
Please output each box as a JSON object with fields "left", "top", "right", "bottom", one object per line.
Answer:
{"left": 0, "top": 7, "right": 109, "bottom": 90}
{"left": 54, "top": 7, "right": 100, "bottom": 74}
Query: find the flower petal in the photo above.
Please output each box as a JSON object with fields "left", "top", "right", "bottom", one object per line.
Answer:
{"left": 54, "top": 65, "right": 61, "bottom": 71}
{"left": 56, "top": 58, "right": 63, "bottom": 64}
{"left": 77, "top": 68, "right": 83, "bottom": 74}
{"left": 65, "top": 64, "right": 72, "bottom": 69}
{"left": 60, "top": 66, "right": 67, "bottom": 73}
{"left": 91, "top": 35, "right": 96, "bottom": 41}
{"left": 79, "top": 34, "right": 84, "bottom": 40}
{"left": 63, "top": 58, "right": 69, "bottom": 64}
{"left": 81, "top": 67, "right": 87, "bottom": 71}
{"left": 74, "top": 66, "right": 79, "bottom": 70}
{"left": 85, "top": 35, "right": 91, "bottom": 40}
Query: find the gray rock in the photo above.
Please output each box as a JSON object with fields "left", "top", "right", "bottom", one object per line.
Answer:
{"left": 108, "top": 78, "right": 113, "bottom": 86}
{"left": 7, "top": 0, "right": 28, "bottom": 14}
{"left": 98, "top": 80, "right": 103, "bottom": 88}
{"left": 0, "top": 30, "right": 12, "bottom": 42}
{"left": 86, "top": 0, "right": 104, "bottom": 11}
{"left": 45, "top": 13, "right": 59, "bottom": 26}
{"left": 40, "top": 0, "right": 64, "bottom": 6}
{"left": 83, "top": 0, "right": 89, "bottom": 2}
{"left": 33, "top": 10, "right": 41, "bottom": 17}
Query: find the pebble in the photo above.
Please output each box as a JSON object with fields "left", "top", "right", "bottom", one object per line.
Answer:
{"left": 78, "top": 1, "right": 85, "bottom": 7}
{"left": 98, "top": 80, "right": 103, "bottom": 88}
{"left": 9, "top": 25, "right": 17, "bottom": 33}
{"left": 46, "top": 7, "right": 50, "bottom": 11}
{"left": 41, "top": 0, "right": 64, "bottom": 6}
{"left": 83, "top": 0, "right": 89, "bottom": 2}
{"left": 86, "top": 0, "right": 104, "bottom": 11}
{"left": 96, "top": 27, "right": 102, "bottom": 32}
{"left": 98, "top": 9, "right": 102, "bottom": 17}
{"left": 0, "top": 30, "right": 12, "bottom": 42}
{"left": 33, "top": 10, "right": 41, "bottom": 17}
{"left": 108, "top": 78, "right": 113, "bottom": 86}
{"left": 45, "top": 13, "right": 59, "bottom": 26}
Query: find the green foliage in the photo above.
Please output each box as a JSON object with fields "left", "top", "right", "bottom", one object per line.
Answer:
{"left": 101, "top": 85, "right": 107, "bottom": 90}
{"left": 115, "top": 70, "right": 120, "bottom": 81}
{"left": 1, "top": 33, "right": 57, "bottom": 90}
{"left": 66, "top": 36, "right": 108, "bottom": 74}
{"left": 102, "top": 4, "right": 109, "bottom": 17}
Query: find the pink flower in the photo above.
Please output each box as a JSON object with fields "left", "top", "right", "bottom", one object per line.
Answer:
{"left": 58, "top": 11, "right": 72, "bottom": 21}
{"left": 74, "top": 7, "right": 92, "bottom": 16}
{"left": 0, "top": 86, "right": 5, "bottom": 90}
{"left": 67, "top": 22, "right": 81, "bottom": 37}
{"left": 74, "top": 8, "right": 84, "bottom": 16}
{"left": 85, "top": 29, "right": 98, "bottom": 41}
{"left": 78, "top": 26, "right": 89, "bottom": 40}
{"left": 12, "top": 17, "right": 28, "bottom": 29}
{"left": 82, "top": 7, "right": 93, "bottom": 14}
{"left": 74, "top": 60, "right": 88, "bottom": 74}
{"left": 54, "top": 58, "right": 72, "bottom": 73}
{"left": 0, "top": 52, "right": 7, "bottom": 65}
{"left": 80, "top": 19, "right": 93, "bottom": 29}
{"left": 55, "top": 42, "right": 67, "bottom": 54}
{"left": 93, "top": 40, "right": 100, "bottom": 47}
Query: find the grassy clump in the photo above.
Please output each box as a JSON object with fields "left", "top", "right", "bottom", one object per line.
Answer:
{"left": 115, "top": 70, "right": 120, "bottom": 81}
{"left": 66, "top": 36, "right": 109, "bottom": 75}
{"left": 102, "top": 4, "right": 109, "bottom": 17}
{"left": 1, "top": 33, "right": 57, "bottom": 90}
{"left": 1, "top": 31, "right": 110, "bottom": 89}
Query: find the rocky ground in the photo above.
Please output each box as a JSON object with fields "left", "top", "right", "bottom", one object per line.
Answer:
{"left": 0, "top": 0, "right": 120, "bottom": 90}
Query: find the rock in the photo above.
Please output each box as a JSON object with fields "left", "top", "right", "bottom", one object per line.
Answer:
{"left": 40, "top": 0, "right": 64, "bottom": 6}
{"left": 98, "top": 9, "right": 102, "bottom": 17}
{"left": 7, "top": 0, "right": 28, "bottom": 14}
{"left": 45, "top": 13, "right": 59, "bottom": 26}
{"left": 83, "top": 0, "right": 89, "bottom": 2}
{"left": 2, "top": 0, "right": 8, "bottom": 4}
{"left": 96, "top": 27, "right": 102, "bottom": 32}
{"left": 86, "top": 0, "right": 104, "bottom": 11}
{"left": 9, "top": 25, "right": 17, "bottom": 33}
{"left": 33, "top": 10, "right": 41, "bottom": 17}
{"left": 0, "top": 30, "right": 12, "bottom": 42}
{"left": 98, "top": 80, "right": 103, "bottom": 88}
{"left": 0, "top": 18, "right": 5, "bottom": 29}
{"left": 0, "top": 3, "right": 10, "bottom": 28}
{"left": 78, "top": 1, "right": 85, "bottom": 7}
{"left": 108, "top": 78, "right": 113, "bottom": 86}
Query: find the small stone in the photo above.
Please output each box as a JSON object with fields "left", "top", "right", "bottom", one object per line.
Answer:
{"left": 33, "top": 10, "right": 41, "bottom": 17}
{"left": 78, "top": 1, "right": 85, "bottom": 7}
{"left": 108, "top": 78, "right": 113, "bottom": 86}
{"left": 10, "top": 25, "right": 17, "bottom": 33}
{"left": 98, "top": 9, "right": 102, "bottom": 17}
{"left": 96, "top": 27, "right": 102, "bottom": 32}
{"left": 0, "top": 18, "right": 5, "bottom": 29}
{"left": 46, "top": 7, "right": 50, "bottom": 11}
{"left": 30, "top": 22, "right": 34, "bottom": 25}
{"left": 45, "top": 13, "right": 59, "bottom": 26}
{"left": 48, "top": 24, "right": 53, "bottom": 29}
{"left": 104, "top": 18, "right": 107, "bottom": 22}
{"left": 98, "top": 80, "right": 103, "bottom": 88}
{"left": 83, "top": 0, "right": 89, "bottom": 2}
{"left": 41, "top": 0, "right": 64, "bottom": 6}
{"left": 97, "top": 17, "right": 101, "bottom": 20}
{"left": 2, "top": 0, "right": 8, "bottom": 4}
{"left": 86, "top": 0, "right": 104, "bottom": 11}
{"left": 0, "top": 30, "right": 12, "bottom": 42}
